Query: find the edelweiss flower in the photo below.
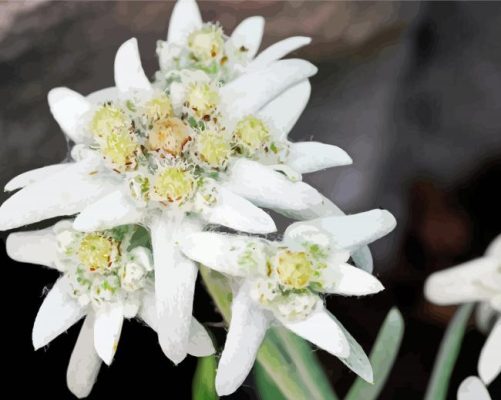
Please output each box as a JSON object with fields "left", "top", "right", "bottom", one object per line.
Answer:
{"left": 6, "top": 221, "right": 214, "bottom": 398}
{"left": 0, "top": 36, "right": 354, "bottom": 364}
{"left": 156, "top": 0, "right": 312, "bottom": 83}
{"left": 425, "top": 235, "right": 501, "bottom": 387}
{"left": 180, "top": 209, "right": 396, "bottom": 395}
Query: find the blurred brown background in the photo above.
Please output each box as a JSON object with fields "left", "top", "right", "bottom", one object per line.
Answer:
{"left": 1, "top": 1, "right": 500, "bottom": 399}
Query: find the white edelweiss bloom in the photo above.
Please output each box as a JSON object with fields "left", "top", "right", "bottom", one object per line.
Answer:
{"left": 425, "top": 235, "right": 501, "bottom": 386}
{"left": 0, "top": 34, "right": 356, "bottom": 364}
{"left": 180, "top": 209, "right": 396, "bottom": 396}
{"left": 5, "top": 222, "right": 214, "bottom": 399}
{"left": 156, "top": 0, "right": 312, "bottom": 84}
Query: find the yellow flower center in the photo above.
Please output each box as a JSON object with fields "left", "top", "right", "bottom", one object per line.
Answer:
{"left": 101, "top": 129, "right": 138, "bottom": 171}
{"left": 148, "top": 117, "right": 191, "bottom": 156}
{"left": 196, "top": 130, "right": 231, "bottom": 168}
{"left": 152, "top": 166, "right": 196, "bottom": 203}
{"left": 90, "top": 105, "right": 129, "bottom": 138}
{"left": 233, "top": 116, "right": 270, "bottom": 155}
{"left": 186, "top": 83, "right": 219, "bottom": 117}
{"left": 145, "top": 94, "right": 173, "bottom": 121}
{"left": 188, "top": 25, "right": 225, "bottom": 61}
{"left": 78, "top": 233, "right": 118, "bottom": 273}
{"left": 275, "top": 250, "right": 313, "bottom": 289}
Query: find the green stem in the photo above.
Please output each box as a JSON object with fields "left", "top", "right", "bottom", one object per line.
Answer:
{"left": 200, "top": 266, "right": 326, "bottom": 399}
{"left": 424, "top": 303, "right": 474, "bottom": 400}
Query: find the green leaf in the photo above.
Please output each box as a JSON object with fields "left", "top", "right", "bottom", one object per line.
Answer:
{"left": 192, "top": 355, "right": 219, "bottom": 400}
{"left": 345, "top": 307, "right": 405, "bottom": 400}
{"left": 255, "top": 362, "right": 287, "bottom": 400}
{"left": 273, "top": 328, "right": 339, "bottom": 400}
{"left": 424, "top": 304, "right": 474, "bottom": 400}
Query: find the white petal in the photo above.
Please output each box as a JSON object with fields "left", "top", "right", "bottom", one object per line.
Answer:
{"left": 216, "top": 286, "right": 269, "bottom": 396}
{"left": 151, "top": 214, "right": 200, "bottom": 364}
{"left": 230, "top": 16, "right": 264, "bottom": 59}
{"left": 0, "top": 158, "right": 116, "bottom": 231}
{"left": 424, "top": 257, "right": 500, "bottom": 306}
{"left": 458, "top": 377, "right": 492, "bottom": 400}
{"left": 187, "top": 319, "right": 215, "bottom": 357}
{"left": 33, "top": 277, "right": 86, "bottom": 349}
{"left": 284, "top": 209, "right": 397, "bottom": 251}
{"left": 48, "top": 87, "right": 91, "bottom": 144}
{"left": 329, "top": 313, "right": 374, "bottom": 383}
{"left": 351, "top": 246, "right": 374, "bottom": 273}
{"left": 256, "top": 80, "right": 311, "bottom": 140}
{"left": 223, "top": 158, "right": 324, "bottom": 214}
{"left": 73, "top": 190, "right": 144, "bottom": 232}
{"left": 287, "top": 142, "right": 352, "bottom": 174}
{"left": 486, "top": 234, "right": 501, "bottom": 257}
{"left": 167, "top": 0, "right": 202, "bottom": 44}
{"left": 476, "top": 303, "right": 498, "bottom": 334}
{"left": 67, "top": 313, "right": 101, "bottom": 399}
{"left": 220, "top": 59, "right": 317, "bottom": 121}
{"left": 478, "top": 318, "right": 501, "bottom": 385}
{"left": 279, "top": 302, "right": 349, "bottom": 358}
{"left": 200, "top": 185, "right": 276, "bottom": 234}
{"left": 86, "top": 87, "right": 119, "bottom": 104}
{"left": 114, "top": 38, "right": 151, "bottom": 94}
{"left": 137, "top": 289, "right": 215, "bottom": 357}
{"left": 180, "top": 231, "right": 266, "bottom": 277}
{"left": 6, "top": 228, "right": 59, "bottom": 269}
{"left": 5, "top": 164, "right": 69, "bottom": 192}
{"left": 322, "top": 263, "right": 384, "bottom": 296}
{"left": 250, "top": 36, "right": 312, "bottom": 70}
{"left": 93, "top": 303, "right": 124, "bottom": 365}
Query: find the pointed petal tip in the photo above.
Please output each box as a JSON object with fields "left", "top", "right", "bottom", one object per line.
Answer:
{"left": 215, "top": 376, "right": 238, "bottom": 397}
{"left": 67, "top": 387, "right": 89, "bottom": 400}
{"left": 114, "top": 37, "right": 151, "bottom": 93}
{"left": 377, "top": 209, "right": 397, "bottom": 233}
{"left": 160, "top": 340, "right": 188, "bottom": 366}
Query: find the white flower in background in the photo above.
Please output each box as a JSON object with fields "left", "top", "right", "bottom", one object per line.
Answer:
{"left": 0, "top": 34, "right": 357, "bottom": 364}
{"left": 425, "top": 235, "right": 501, "bottom": 388}
{"left": 156, "top": 0, "right": 312, "bottom": 83}
{"left": 457, "top": 376, "right": 493, "bottom": 400}
{"left": 180, "top": 209, "right": 396, "bottom": 395}
{"left": 6, "top": 221, "right": 214, "bottom": 398}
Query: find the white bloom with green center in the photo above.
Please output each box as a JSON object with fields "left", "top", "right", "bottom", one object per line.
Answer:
{"left": 425, "top": 235, "right": 501, "bottom": 388}
{"left": 0, "top": 32, "right": 362, "bottom": 365}
{"left": 5, "top": 220, "right": 214, "bottom": 398}
{"left": 180, "top": 209, "right": 396, "bottom": 396}
{"left": 156, "top": 0, "right": 313, "bottom": 84}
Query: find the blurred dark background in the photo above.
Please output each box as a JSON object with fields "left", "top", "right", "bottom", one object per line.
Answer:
{"left": 1, "top": 1, "right": 500, "bottom": 399}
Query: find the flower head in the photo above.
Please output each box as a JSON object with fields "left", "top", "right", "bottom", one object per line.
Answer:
{"left": 5, "top": 221, "right": 215, "bottom": 397}
{"left": 180, "top": 209, "right": 396, "bottom": 395}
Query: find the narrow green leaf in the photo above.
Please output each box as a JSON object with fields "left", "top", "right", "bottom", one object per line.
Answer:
{"left": 273, "top": 328, "right": 339, "bottom": 400}
{"left": 255, "top": 362, "right": 287, "bottom": 400}
{"left": 345, "top": 307, "right": 405, "bottom": 400}
{"left": 192, "top": 355, "right": 219, "bottom": 400}
{"left": 424, "top": 303, "right": 474, "bottom": 400}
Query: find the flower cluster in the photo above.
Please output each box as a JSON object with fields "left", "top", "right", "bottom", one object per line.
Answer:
{"left": 0, "top": 0, "right": 398, "bottom": 398}
{"left": 54, "top": 222, "right": 152, "bottom": 311}
{"left": 85, "top": 72, "right": 288, "bottom": 213}
{"left": 157, "top": 22, "right": 251, "bottom": 83}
